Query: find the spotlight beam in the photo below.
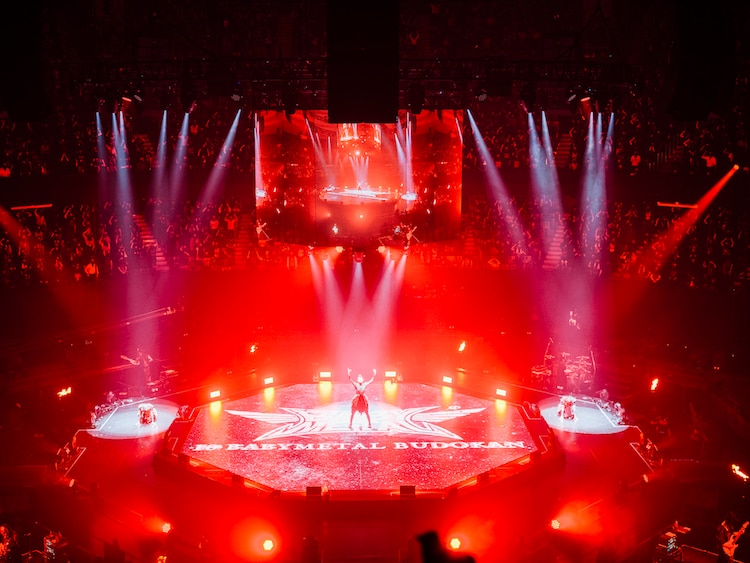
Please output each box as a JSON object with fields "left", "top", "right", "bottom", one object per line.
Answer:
{"left": 169, "top": 113, "right": 190, "bottom": 211}
{"left": 305, "top": 117, "right": 336, "bottom": 186}
{"left": 0, "top": 206, "right": 54, "bottom": 284}
{"left": 202, "top": 109, "right": 242, "bottom": 200}
{"left": 639, "top": 165, "right": 739, "bottom": 275}
{"left": 581, "top": 112, "right": 613, "bottom": 270}
{"left": 467, "top": 110, "right": 526, "bottom": 252}
{"left": 528, "top": 112, "right": 563, "bottom": 253}
{"left": 151, "top": 110, "right": 168, "bottom": 202}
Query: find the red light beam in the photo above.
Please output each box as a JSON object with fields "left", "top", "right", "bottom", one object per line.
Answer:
{"left": 638, "top": 165, "right": 739, "bottom": 278}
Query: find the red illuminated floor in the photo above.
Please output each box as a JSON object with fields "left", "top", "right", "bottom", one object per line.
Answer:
{"left": 179, "top": 383, "right": 539, "bottom": 492}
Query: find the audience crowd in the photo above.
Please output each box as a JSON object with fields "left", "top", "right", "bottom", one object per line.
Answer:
{"left": 1, "top": 186, "right": 748, "bottom": 293}
{"left": 0, "top": 197, "right": 247, "bottom": 286}
{"left": 3, "top": 85, "right": 746, "bottom": 182}
{"left": 0, "top": 0, "right": 748, "bottom": 290}
{"left": 1, "top": 0, "right": 748, "bottom": 181}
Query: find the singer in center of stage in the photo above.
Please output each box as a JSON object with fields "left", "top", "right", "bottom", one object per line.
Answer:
{"left": 348, "top": 368, "right": 376, "bottom": 430}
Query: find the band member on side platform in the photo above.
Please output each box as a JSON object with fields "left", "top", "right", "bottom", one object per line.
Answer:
{"left": 121, "top": 347, "right": 154, "bottom": 396}
{"left": 717, "top": 512, "right": 748, "bottom": 563}
{"left": 348, "top": 368, "right": 375, "bottom": 430}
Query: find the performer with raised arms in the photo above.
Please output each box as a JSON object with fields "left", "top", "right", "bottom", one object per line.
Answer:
{"left": 348, "top": 368, "right": 375, "bottom": 430}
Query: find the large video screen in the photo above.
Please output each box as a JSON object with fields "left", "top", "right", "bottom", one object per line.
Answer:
{"left": 255, "top": 110, "right": 463, "bottom": 248}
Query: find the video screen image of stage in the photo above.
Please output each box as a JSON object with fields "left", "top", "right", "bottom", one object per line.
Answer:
{"left": 254, "top": 110, "right": 462, "bottom": 247}
{"left": 180, "top": 382, "right": 538, "bottom": 492}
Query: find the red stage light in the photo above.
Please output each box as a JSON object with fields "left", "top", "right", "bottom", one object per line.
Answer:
{"left": 209, "top": 400, "right": 222, "bottom": 416}
{"left": 650, "top": 378, "right": 659, "bottom": 392}
{"left": 495, "top": 388, "right": 507, "bottom": 398}
{"left": 458, "top": 341, "right": 466, "bottom": 352}
{"left": 263, "top": 376, "right": 275, "bottom": 386}
{"left": 442, "top": 375, "right": 453, "bottom": 384}
{"left": 57, "top": 387, "right": 72, "bottom": 398}
{"left": 448, "top": 537, "right": 462, "bottom": 551}
{"left": 732, "top": 464, "right": 749, "bottom": 481}
{"left": 550, "top": 519, "right": 560, "bottom": 530}
{"left": 162, "top": 522, "right": 172, "bottom": 534}
{"left": 230, "top": 518, "right": 280, "bottom": 561}
{"left": 209, "top": 389, "right": 221, "bottom": 399}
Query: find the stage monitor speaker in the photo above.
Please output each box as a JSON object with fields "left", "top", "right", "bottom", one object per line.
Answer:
{"left": 400, "top": 485, "right": 416, "bottom": 497}
{"left": 327, "top": 0, "right": 399, "bottom": 123}
{"left": 306, "top": 486, "right": 322, "bottom": 497}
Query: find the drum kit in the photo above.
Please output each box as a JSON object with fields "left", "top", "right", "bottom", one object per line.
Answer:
{"left": 531, "top": 351, "right": 595, "bottom": 393}
{"left": 563, "top": 354, "right": 595, "bottom": 392}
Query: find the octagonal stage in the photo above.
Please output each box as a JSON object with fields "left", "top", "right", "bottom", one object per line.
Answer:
{"left": 176, "top": 383, "right": 540, "bottom": 492}
{"left": 148, "top": 381, "right": 565, "bottom": 562}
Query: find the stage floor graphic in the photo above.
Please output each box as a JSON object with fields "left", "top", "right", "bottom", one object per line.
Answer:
{"left": 180, "top": 383, "right": 539, "bottom": 491}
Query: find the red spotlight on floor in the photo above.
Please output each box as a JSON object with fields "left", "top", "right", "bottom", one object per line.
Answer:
{"left": 209, "top": 389, "right": 221, "bottom": 400}
{"left": 650, "top": 378, "right": 659, "bottom": 392}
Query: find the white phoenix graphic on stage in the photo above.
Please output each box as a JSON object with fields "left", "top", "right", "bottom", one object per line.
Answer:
{"left": 226, "top": 404, "right": 486, "bottom": 441}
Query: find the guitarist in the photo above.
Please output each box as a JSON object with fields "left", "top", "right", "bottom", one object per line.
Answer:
{"left": 717, "top": 512, "right": 749, "bottom": 562}
{"left": 121, "top": 347, "right": 154, "bottom": 396}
